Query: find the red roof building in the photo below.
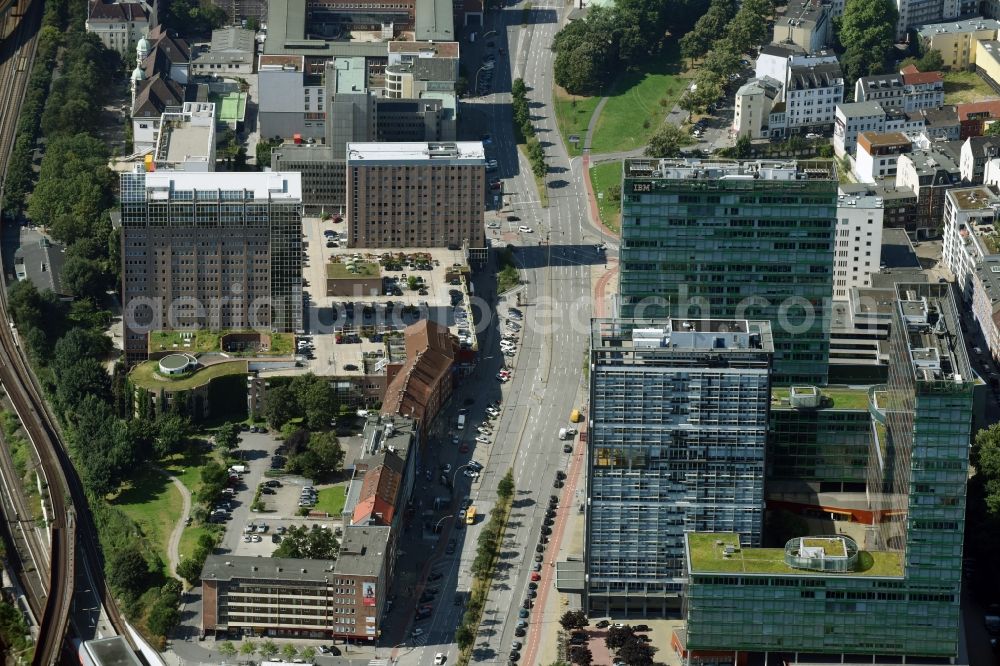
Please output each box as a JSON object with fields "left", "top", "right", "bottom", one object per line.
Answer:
{"left": 957, "top": 99, "right": 1000, "bottom": 139}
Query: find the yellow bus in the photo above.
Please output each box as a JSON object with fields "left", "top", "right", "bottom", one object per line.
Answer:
{"left": 465, "top": 506, "right": 477, "bottom": 525}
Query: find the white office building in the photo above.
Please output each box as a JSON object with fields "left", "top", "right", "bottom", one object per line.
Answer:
{"left": 942, "top": 186, "right": 1000, "bottom": 304}
{"left": 834, "top": 192, "right": 885, "bottom": 300}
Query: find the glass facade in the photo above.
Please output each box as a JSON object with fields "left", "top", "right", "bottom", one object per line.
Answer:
{"left": 585, "top": 318, "right": 773, "bottom": 616}
{"left": 683, "top": 283, "right": 974, "bottom": 664}
{"left": 768, "top": 404, "right": 872, "bottom": 489}
{"left": 617, "top": 159, "right": 837, "bottom": 386}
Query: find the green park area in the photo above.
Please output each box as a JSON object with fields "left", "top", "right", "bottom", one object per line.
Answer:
{"left": 943, "top": 71, "right": 995, "bottom": 105}
{"left": 589, "top": 160, "right": 624, "bottom": 232}
{"left": 686, "top": 533, "right": 903, "bottom": 577}
{"left": 130, "top": 359, "right": 249, "bottom": 391}
{"left": 163, "top": 449, "right": 225, "bottom": 563}
{"left": 555, "top": 46, "right": 688, "bottom": 156}
{"left": 148, "top": 330, "right": 294, "bottom": 356}
{"left": 554, "top": 89, "right": 602, "bottom": 156}
{"left": 327, "top": 260, "right": 381, "bottom": 279}
{"left": 111, "top": 468, "right": 183, "bottom": 574}
{"left": 314, "top": 485, "right": 347, "bottom": 516}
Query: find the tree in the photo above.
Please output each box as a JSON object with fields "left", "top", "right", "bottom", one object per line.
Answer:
{"left": 837, "top": 0, "right": 897, "bottom": 84}
{"left": 702, "top": 40, "right": 741, "bottom": 79}
{"left": 255, "top": 138, "right": 279, "bottom": 169}
{"left": 296, "top": 376, "right": 337, "bottom": 431}
{"left": 259, "top": 641, "right": 279, "bottom": 660}
{"left": 560, "top": 609, "right": 589, "bottom": 631}
{"left": 617, "top": 636, "right": 657, "bottom": 665}
{"left": 288, "top": 431, "right": 344, "bottom": 481}
{"left": 497, "top": 470, "right": 515, "bottom": 500}
{"left": 917, "top": 48, "right": 944, "bottom": 71}
{"left": 177, "top": 557, "right": 203, "bottom": 585}
{"left": 456, "top": 624, "right": 475, "bottom": 649}
{"left": 281, "top": 644, "right": 299, "bottom": 661}
{"left": 155, "top": 413, "right": 192, "bottom": 458}
{"left": 61, "top": 256, "right": 108, "bottom": 301}
{"left": 106, "top": 545, "right": 148, "bottom": 595}
{"left": 973, "top": 424, "right": 1000, "bottom": 515}
{"left": 988, "top": 122, "right": 1000, "bottom": 137}
{"left": 219, "top": 642, "right": 238, "bottom": 659}
{"left": 300, "top": 647, "right": 317, "bottom": 662}
{"left": 605, "top": 625, "right": 636, "bottom": 650}
{"left": 512, "top": 78, "right": 528, "bottom": 98}
{"left": 273, "top": 525, "right": 340, "bottom": 559}
{"left": 240, "top": 641, "right": 258, "bottom": 662}
{"left": 263, "top": 384, "right": 298, "bottom": 429}
{"left": 147, "top": 600, "right": 180, "bottom": 636}
{"left": 570, "top": 645, "right": 594, "bottom": 666}
{"left": 734, "top": 132, "right": 752, "bottom": 158}
{"left": 645, "top": 123, "right": 694, "bottom": 157}
{"left": 214, "top": 422, "right": 241, "bottom": 452}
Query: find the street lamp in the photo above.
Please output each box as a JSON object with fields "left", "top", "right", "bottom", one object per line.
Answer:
{"left": 434, "top": 514, "right": 456, "bottom": 533}
{"left": 452, "top": 462, "right": 476, "bottom": 487}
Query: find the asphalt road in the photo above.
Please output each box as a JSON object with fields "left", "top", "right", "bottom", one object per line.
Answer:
{"left": 391, "top": 0, "right": 605, "bottom": 664}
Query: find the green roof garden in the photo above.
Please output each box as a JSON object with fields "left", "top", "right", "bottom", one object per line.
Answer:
{"left": 130, "top": 359, "right": 248, "bottom": 391}
{"left": 686, "top": 532, "right": 903, "bottom": 577}
{"left": 327, "top": 260, "right": 381, "bottom": 279}
{"left": 771, "top": 386, "right": 871, "bottom": 410}
{"left": 148, "top": 330, "right": 294, "bottom": 356}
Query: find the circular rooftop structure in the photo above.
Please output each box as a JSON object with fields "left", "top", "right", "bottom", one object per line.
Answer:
{"left": 784, "top": 535, "right": 859, "bottom": 573}
{"left": 158, "top": 353, "right": 197, "bottom": 376}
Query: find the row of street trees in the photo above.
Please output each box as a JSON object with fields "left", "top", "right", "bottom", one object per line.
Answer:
{"left": 218, "top": 640, "right": 316, "bottom": 663}
{"left": 512, "top": 79, "right": 548, "bottom": 179}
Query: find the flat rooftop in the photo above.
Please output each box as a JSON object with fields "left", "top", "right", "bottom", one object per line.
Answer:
{"left": 771, "top": 385, "right": 871, "bottom": 410}
{"left": 591, "top": 318, "right": 774, "bottom": 353}
{"left": 346, "top": 141, "right": 485, "bottom": 163}
{"left": 918, "top": 16, "right": 1000, "bottom": 37}
{"left": 623, "top": 158, "right": 837, "bottom": 181}
{"left": 948, "top": 185, "right": 999, "bottom": 211}
{"left": 84, "top": 637, "right": 143, "bottom": 666}
{"left": 129, "top": 359, "right": 248, "bottom": 391}
{"left": 140, "top": 170, "right": 302, "bottom": 201}
{"left": 881, "top": 228, "right": 921, "bottom": 269}
{"left": 336, "top": 525, "right": 390, "bottom": 576}
{"left": 858, "top": 131, "right": 910, "bottom": 148}
{"left": 686, "top": 533, "right": 904, "bottom": 577}
{"left": 895, "top": 283, "right": 974, "bottom": 385}
{"left": 203, "top": 554, "right": 337, "bottom": 582}
{"left": 388, "top": 40, "right": 459, "bottom": 58}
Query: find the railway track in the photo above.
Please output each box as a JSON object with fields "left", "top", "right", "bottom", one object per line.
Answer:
{"left": 0, "top": 0, "right": 136, "bottom": 662}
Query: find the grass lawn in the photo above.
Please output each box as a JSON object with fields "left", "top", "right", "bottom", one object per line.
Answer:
{"left": 943, "top": 70, "right": 996, "bottom": 105}
{"left": 589, "top": 160, "right": 623, "bottom": 232}
{"left": 163, "top": 449, "right": 225, "bottom": 565}
{"left": 554, "top": 86, "right": 602, "bottom": 157}
{"left": 327, "top": 260, "right": 381, "bottom": 279}
{"left": 314, "top": 485, "right": 347, "bottom": 516}
{"left": 149, "top": 330, "right": 293, "bottom": 356}
{"left": 129, "top": 359, "right": 248, "bottom": 391}
{"left": 111, "top": 468, "right": 183, "bottom": 573}
{"left": 590, "top": 44, "right": 688, "bottom": 155}
{"left": 771, "top": 386, "right": 870, "bottom": 410}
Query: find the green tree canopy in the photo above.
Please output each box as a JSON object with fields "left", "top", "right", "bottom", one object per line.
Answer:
{"left": 645, "top": 122, "right": 694, "bottom": 157}
{"left": 837, "top": 0, "right": 897, "bottom": 83}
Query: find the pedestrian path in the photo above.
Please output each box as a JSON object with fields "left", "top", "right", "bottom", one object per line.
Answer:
{"left": 159, "top": 467, "right": 192, "bottom": 583}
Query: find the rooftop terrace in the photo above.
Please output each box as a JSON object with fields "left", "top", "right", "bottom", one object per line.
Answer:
{"left": 129, "top": 359, "right": 248, "bottom": 391}
{"left": 771, "top": 386, "right": 870, "bottom": 410}
{"left": 148, "top": 330, "right": 294, "bottom": 356}
{"left": 686, "top": 533, "right": 903, "bottom": 577}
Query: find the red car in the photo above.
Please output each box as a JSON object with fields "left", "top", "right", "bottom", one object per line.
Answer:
{"left": 459, "top": 444, "right": 470, "bottom": 453}
{"left": 530, "top": 572, "right": 541, "bottom": 581}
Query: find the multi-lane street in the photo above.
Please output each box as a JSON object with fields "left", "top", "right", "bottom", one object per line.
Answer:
{"left": 388, "top": 0, "right": 607, "bottom": 663}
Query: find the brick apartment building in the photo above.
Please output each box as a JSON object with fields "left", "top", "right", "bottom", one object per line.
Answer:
{"left": 346, "top": 142, "right": 486, "bottom": 249}
{"left": 119, "top": 168, "right": 303, "bottom": 364}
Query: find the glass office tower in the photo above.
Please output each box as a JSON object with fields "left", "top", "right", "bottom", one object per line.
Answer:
{"left": 683, "top": 283, "right": 974, "bottom": 665}
{"left": 585, "top": 318, "right": 774, "bottom": 615}
{"left": 617, "top": 159, "right": 837, "bottom": 386}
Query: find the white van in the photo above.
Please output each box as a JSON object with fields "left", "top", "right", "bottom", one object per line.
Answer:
{"left": 457, "top": 414, "right": 466, "bottom": 430}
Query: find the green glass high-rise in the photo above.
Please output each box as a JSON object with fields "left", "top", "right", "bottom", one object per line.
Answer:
{"left": 618, "top": 159, "right": 838, "bottom": 385}
{"left": 682, "top": 283, "right": 974, "bottom": 665}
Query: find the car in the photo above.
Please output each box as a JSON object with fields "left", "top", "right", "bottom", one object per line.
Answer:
{"left": 452, "top": 435, "right": 461, "bottom": 445}
{"left": 317, "top": 646, "right": 330, "bottom": 654}
{"left": 477, "top": 426, "right": 492, "bottom": 435}
{"left": 420, "top": 593, "right": 436, "bottom": 603}
{"left": 328, "top": 646, "right": 341, "bottom": 656}
{"left": 243, "top": 535, "right": 252, "bottom": 543}
{"left": 468, "top": 460, "right": 484, "bottom": 471}
{"left": 519, "top": 609, "right": 529, "bottom": 618}
{"left": 412, "top": 628, "right": 425, "bottom": 637}
{"left": 487, "top": 221, "right": 500, "bottom": 229}
{"left": 261, "top": 487, "right": 275, "bottom": 494}
{"left": 541, "top": 526, "right": 551, "bottom": 535}
{"left": 442, "top": 463, "right": 453, "bottom": 474}
{"left": 509, "top": 651, "right": 520, "bottom": 662}
{"left": 496, "top": 374, "right": 510, "bottom": 383}
{"left": 531, "top": 572, "right": 541, "bottom": 581}
{"left": 428, "top": 572, "right": 443, "bottom": 582}
{"left": 533, "top": 562, "right": 542, "bottom": 571}
{"left": 638, "top": 634, "right": 652, "bottom": 642}
{"left": 512, "top": 641, "right": 523, "bottom": 651}
{"left": 613, "top": 661, "right": 626, "bottom": 666}
{"left": 569, "top": 633, "right": 587, "bottom": 645}
{"left": 536, "top": 543, "right": 545, "bottom": 553}
{"left": 476, "top": 435, "right": 490, "bottom": 444}
{"left": 507, "top": 215, "right": 521, "bottom": 222}
{"left": 522, "top": 598, "right": 532, "bottom": 609}
{"left": 252, "top": 535, "right": 262, "bottom": 542}
{"left": 446, "top": 539, "right": 457, "bottom": 554}
{"left": 563, "top": 443, "right": 573, "bottom": 453}
{"left": 528, "top": 581, "right": 538, "bottom": 590}
{"left": 556, "top": 471, "right": 566, "bottom": 480}
{"left": 459, "top": 443, "right": 470, "bottom": 453}
{"left": 518, "top": 225, "right": 534, "bottom": 233}
{"left": 434, "top": 654, "right": 447, "bottom": 665}
{"left": 271, "top": 534, "right": 281, "bottom": 543}
{"left": 486, "top": 159, "right": 499, "bottom": 168}
{"left": 481, "top": 134, "right": 493, "bottom": 144}
{"left": 265, "top": 480, "right": 281, "bottom": 488}
{"left": 553, "top": 479, "right": 563, "bottom": 488}
{"left": 634, "top": 624, "right": 651, "bottom": 632}
{"left": 486, "top": 407, "right": 500, "bottom": 416}
{"left": 344, "top": 363, "right": 359, "bottom": 371}
{"left": 613, "top": 622, "right": 626, "bottom": 629}
{"left": 805, "top": 132, "right": 821, "bottom": 139}
{"left": 975, "top": 346, "right": 984, "bottom": 355}
{"left": 515, "top": 627, "right": 526, "bottom": 637}
{"left": 464, "top": 469, "right": 480, "bottom": 479}
{"left": 276, "top": 526, "right": 287, "bottom": 534}
{"left": 535, "top": 553, "right": 543, "bottom": 562}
